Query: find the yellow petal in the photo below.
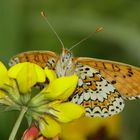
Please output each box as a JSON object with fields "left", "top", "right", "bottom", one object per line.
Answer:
{"left": 43, "top": 75, "right": 78, "bottom": 101}
{"left": 34, "top": 64, "right": 46, "bottom": 82}
{"left": 44, "top": 67, "right": 57, "bottom": 82}
{"left": 50, "top": 102, "right": 85, "bottom": 123}
{"left": 39, "top": 116, "right": 61, "bottom": 138}
{"left": 0, "top": 61, "right": 10, "bottom": 86}
{"left": 0, "top": 90, "right": 6, "bottom": 98}
{"left": 8, "top": 62, "right": 46, "bottom": 93}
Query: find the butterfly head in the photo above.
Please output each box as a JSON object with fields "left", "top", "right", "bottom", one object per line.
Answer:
{"left": 55, "top": 48, "right": 75, "bottom": 77}
{"left": 61, "top": 48, "right": 73, "bottom": 60}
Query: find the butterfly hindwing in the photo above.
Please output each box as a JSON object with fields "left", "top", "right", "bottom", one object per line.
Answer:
{"left": 70, "top": 63, "right": 125, "bottom": 117}
{"left": 9, "top": 51, "right": 58, "bottom": 69}
{"left": 77, "top": 57, "right": 140, "bottom": 100}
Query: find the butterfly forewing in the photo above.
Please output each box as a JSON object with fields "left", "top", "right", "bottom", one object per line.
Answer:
{"left": 70, "top": 63, "right": 125, "bottom": 117}
{"left": 9, "top": 49, "right": 140, "bottom": 118}
{"left": 77, "top": 57, "right": 140, "bottom": 100}
{"left": 9, "top": 51, "right": 58, "bottom": 69}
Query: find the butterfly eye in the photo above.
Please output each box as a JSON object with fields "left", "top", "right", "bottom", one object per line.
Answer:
{"left": 66, "top": 52, "right": 72, "bottom": 59}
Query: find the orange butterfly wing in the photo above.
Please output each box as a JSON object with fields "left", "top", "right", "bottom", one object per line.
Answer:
{"left": 9, "top": 51, "right": 140, "bottom": 100}
{"left": 76, "top": 57, "right": 140, "bottom": 100}
{"left": 9, "top": 51, "right": 59, "bottom": 69}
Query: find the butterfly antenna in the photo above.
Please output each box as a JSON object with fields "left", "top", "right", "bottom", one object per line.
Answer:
{"left": 41, "top": 11, "right": 65, "bottom": 48}
{"left": 69, "top": 27, "right": 103, "bottom": 51}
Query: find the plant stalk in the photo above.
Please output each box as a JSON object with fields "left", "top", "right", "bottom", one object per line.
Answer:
{"left": 8, "top": 106, "right": 28, "bottom": 140}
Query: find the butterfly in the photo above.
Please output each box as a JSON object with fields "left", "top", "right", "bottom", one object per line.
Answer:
{"left": 9, "top": 48, "right": 140, "bottom": 117}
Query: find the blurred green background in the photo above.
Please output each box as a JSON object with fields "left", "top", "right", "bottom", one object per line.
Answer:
{"left": 0, "top": 0, "right": 140, "bottom": 140}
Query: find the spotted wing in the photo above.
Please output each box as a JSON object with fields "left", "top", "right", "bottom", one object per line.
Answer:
{"left": 9, "top": 51, "right": 58, "bottom": 69}
{"left": 70, "top": 63, "right": 125, "bottom": 117}
{"left": 76, "top": 57, "right": 140, "bottom": 100}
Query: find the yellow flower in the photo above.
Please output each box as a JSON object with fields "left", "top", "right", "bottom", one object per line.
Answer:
{"left": 0, "top": 61, "right": 85, "bottom": 139}
{"left": 60, "top": 115, "right": 121, "bottom": 140}
{"left": 0, "top": 61, "right": 10, "bottom": 87}
{"left": 0, "top": 62, "right": 15, "bottom": 105}
{"left": 44, "top": 68, "right": 78, "bottom": 101}
{"left": 31, "top": 73, "right": 85, "bottom": 138}
{"left": 44, "top": 67, "right": 57, "bottom": 82}
{"left": 39, "top": 116, "right": 61, "bottom": 138}
{"left": 43, "top": 75, "right": 78, "bottom": 101}
{"left": 37, "top": 101, "right": 85, "bottom": 138}
{"left": 0, "top": 62, "right": 46, "bottom": 105}
{"left": 0, "top": 90, "right": 6, "bottom": 98}
{"left": 49, "top": 101, "right": 85, "bottom": 123}
{"left": 8, "top": 62, "right": 46, "bottom": 93}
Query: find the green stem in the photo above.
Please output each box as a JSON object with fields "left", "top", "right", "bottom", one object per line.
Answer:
{"left": 8, "top": 106, "right": 28, "bottom": 140}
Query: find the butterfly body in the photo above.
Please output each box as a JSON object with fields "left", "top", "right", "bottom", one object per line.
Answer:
{"left": 55, "top": 48, "right": 76, "bottom": 77}
{"left": 9, "top": 48, "right": 140, "bottom": 117}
